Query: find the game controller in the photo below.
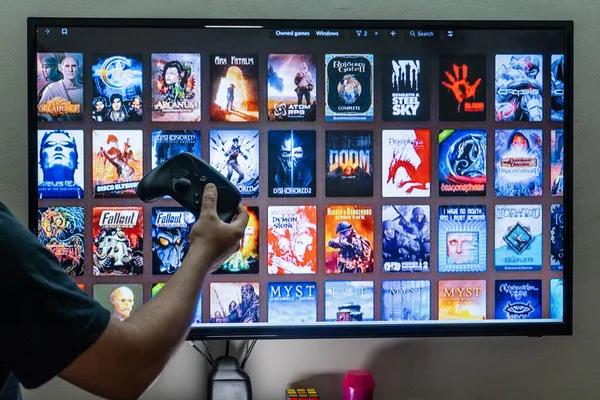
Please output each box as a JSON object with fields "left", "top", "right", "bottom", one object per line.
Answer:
{"left": 136, "top": 152, "right": 242, "bottom": 223}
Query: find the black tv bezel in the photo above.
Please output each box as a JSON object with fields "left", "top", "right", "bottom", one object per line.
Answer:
{"left": 27, "top": 18, "right": 574, "bottom": 340}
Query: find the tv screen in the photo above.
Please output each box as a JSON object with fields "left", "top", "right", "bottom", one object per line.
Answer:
{"left": 28, "top": 18, "right": 572, "bottom": 339}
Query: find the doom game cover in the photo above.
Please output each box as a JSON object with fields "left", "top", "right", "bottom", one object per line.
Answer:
{"left": 267, "top": 54, "right": 316, "bottom": 121}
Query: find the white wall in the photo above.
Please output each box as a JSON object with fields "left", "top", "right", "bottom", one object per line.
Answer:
{"left": 0, "top": 0, "right": 596, "bottom": 399}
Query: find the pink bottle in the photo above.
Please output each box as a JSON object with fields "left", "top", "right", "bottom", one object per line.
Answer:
{"left": 343, "top": 370, "right": 375, "bottom": 400}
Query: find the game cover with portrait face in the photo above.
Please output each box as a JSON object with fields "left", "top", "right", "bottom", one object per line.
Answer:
{"left": 91, "top": 54, "right": 143, "bottom": 122}
{"left": 209, "top": 130, "right": 259, "bottom": 198}
{"left": 38, "top": 206, "right": 84, "bottom": 276}
{"left": 267, "top": 54, "right": 316, "bottom": 121}
{"left": 151, "top": 207, "right": 196, "bottom": 275}
{"left": 325, "top": 54, "right": 373, "bottom": 121}
{"left": 92, "top": 130, "right": 143, "bottom": 198}
{"left": 438, "top": 205, "right": 487, "bottom": 273}
{"left": 551, "top": 204, "right": 564, "bottom": 271}
{"left": 213, "top": 206, "right": 259, "bottom": 274}
{"left": 494, "top": 204, "right": 542, "bottom": 271}
{"left": 382, "top": 205, "right": 430, "bottom": 272}
{"left": 551, "top": 54, "right": 565, "bottom": 122}
{"left": 268, "top": 130, "right": 316, "bottom": 198}
{"left": 325, "top": 281, "right": 374, "bottom": 322}
{"left": 151, "top": 130, "right": 201, "bottom": 169}
{"left": 151, "top": 53, "right": 201, "bottom": 122}
{"left": 495, "top": 129, "right": 543, "bottom": 197}
{"left": 37, "top": 129, "right": 84, "bottom": 199}
{"left": 37, "top": 52, "right": 83, "bottom": 122}
{"left": 210, "top": 282, "right": 260, "bottom": 323}
{"left": 92, "top": 207, "right": 144, "bottom": 276}
{"left": 495, "top": 54, "right": 543, "bottom": 122}
{"left": 325, "top": 130, "right": 373, "bottom": 197}
{"left": 551, "top": 129, "right": 565, "bottom": 196}
{"left": 210, "top": 54, "right": 259, "bottom": 122}
{"left": 438, "top": 280, "right": 486, "bottom": 320}
{"left": 267, "top": 205, "right": 317, "bottom": 275}
{"left": 153, "top": 283, "right": 202, "bottom": 325}
{"left": 438, "top": 129, "right": 487, "bottom": 196}
{"left": 267, "top": 282, "right": 317, "bottom": 323}
{"left": 382, "top": 58, "right": 429, "bottom": 121}
{"left": 381, "top": 129, "right": 430, "bottom": 197}
{"left": 325, "top": 205, "right": 374, "bottom": 274}
{"left": 439, "top": 55, "right": 486, "bottom": 121}
{"left": 382, "top": 280, "right": 431, "bottom": 321}
{"left": 495, "top": 280, "right": 542, "bottom": 320}
{"left": 94, "top": 284, "right": 143, "bottom": 321}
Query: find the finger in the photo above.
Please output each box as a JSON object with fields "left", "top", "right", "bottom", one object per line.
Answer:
{"left": 200, "top": 183, "right": 217, "bottom": 217}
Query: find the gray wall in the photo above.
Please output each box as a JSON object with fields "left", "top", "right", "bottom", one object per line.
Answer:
{"left": 0, "top": 0, "right": 594, "bottom": 399}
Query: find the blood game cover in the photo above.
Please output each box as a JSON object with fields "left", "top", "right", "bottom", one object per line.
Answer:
{"left": 36, "top": 52, "right": 83, "bottom": 122}
{"left": 37, "top": 206, "right": 84, "bottom": 276}
{"left": 92, "top": 207, "right": 144, "bottom": 276}
{"left": 267, "top": 54, "right": 316, "bottom": 121}
{"left": 267, "top": 205, "right": 317, "bottom": 275}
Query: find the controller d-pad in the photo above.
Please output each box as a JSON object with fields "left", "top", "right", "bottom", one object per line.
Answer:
{"left": 169, "top": 154, "right": 194, "bottom": 178}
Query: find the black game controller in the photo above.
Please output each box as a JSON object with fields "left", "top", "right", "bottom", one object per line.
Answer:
{"left": 136, "top": 153, "right": 242, "bottom": 223}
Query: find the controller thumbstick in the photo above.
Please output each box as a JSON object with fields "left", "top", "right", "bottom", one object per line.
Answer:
{"left": 173, "top": 178, "right": 192, "bottom": 194}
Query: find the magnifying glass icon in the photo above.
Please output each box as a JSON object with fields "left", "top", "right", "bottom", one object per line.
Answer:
{"left": 410, "top": 30, "right": 416, "bottom": 36}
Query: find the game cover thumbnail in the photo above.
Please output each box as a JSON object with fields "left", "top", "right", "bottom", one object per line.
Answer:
{"left": 438, "top": 280, "right": 486, "bottom": 320}
{"left": 495, "top": 280, "right": 542, "bottom": 320}
{"left": 325, "top": 131, "right": 373, "bottom": 197}
{"left": 151, "top": 130, "right": 201, "bottom": 169}
{"left": 267, "top": 206, "right": 317, "bottom": 274}
{"left": 495, "top": 204, "right": 542, "bottom": 271}
{"left": 382, "top": 58, "right": 429, "bottom": 121}
{"left": 92, "top": 207, "right": 144, "bottom": 276}
{"left": 325, "top": 281, "right": 374, "bottom": 322}
{"left": 151, "top": 207, "right": 196, "bottom": 275}
{"left": 438, "top": 205, "right": 486, "bottom": 273}
{"left": 551, "top": 204, "right": 564, "bottom": 270}
{"left": 382, "top": 130, "right": 430, "bottom": 197}
{"left": 382, "top": 280, "right": 430, "bottom": 321}
{"left": 551, "top": 129, "right": 565, "bottom": 196}
{"left": 37, "top": 129, "right": 84, "bottom": 199}
{"left": 268, "top": 130, "right": 316, "bottom": 197}
{"left": 37, "top": 206, "right": 84, "bottom": 276}
{"left": 439, "top": 55, "right": 486, "bottom": 121}
{"left": 93, "top": 130, "right": 143, "bottom": 198}
{"left": 36, "top": 53, "right": 83, "bottom": 122}
{"left": 325, "top": 205, "right": 374, "bottom": 274}
{"left": 214, "top": 206, "right": 259, "bottom": 274}
{"left": 495, "top": 54, "right": 543, "bottom": 121}
{"left": 495, "top": 130, "right": 543, "bottom": 197}
{"left": 325, "top": 54, "right": 374, "bottom": 121}
{"left": 151, "top": 53, "right": 201, "bottom": 122}
{"left": 153, "top": 283, "right": 202, "bottom": 325}
{"left": 210, "top": 54, "right": 259, "bottom": 122}
{"left": 94, "top": 284, "right": 143, "bottom": 321}
{"left": 550, "top": 278, "right": 563, "bottom": 319}
{"left": 91, "top": 55, "right": 143, "bottom": 122}
{"left": 267, "top": 282, "right": 317, "bottom": 323}
{"left": 382, "top": 205, "right": 430, "bottom": 272}
{"left": 210, "top": 130, "right": 259, "bottom": 198}
{"left": 438, "top": 129, "right": 487, "bottom": 196}
{"left": 210, "top": 282, "right": 260, "bottom": 323}
{"left": 551, "top": 54, "right": 565, "bottom": 122}
{"left": 267, "top": 54, "right": 316, "bottom": 121}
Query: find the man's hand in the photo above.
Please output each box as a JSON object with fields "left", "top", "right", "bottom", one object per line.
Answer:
{"left": 190, "top": 183, "right": 249, "bottom": 270}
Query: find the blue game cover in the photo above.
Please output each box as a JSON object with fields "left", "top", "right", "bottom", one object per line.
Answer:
{"left": 382, "top": 280, "right": 430, "bottom": 321}
{"left": 267, "top": 282, "right": 317, "bottom": 323}
{"left": 495, "top": 204, "right": 542, "bottom": 271}
{"left": 438, "top": 205, "right": 486, "bottom": 273}
{"left": 495, "top": 280, "right": 542, "bottom": 319}
{"left": 325, "top": 281, "right": 374, "bottom": 322}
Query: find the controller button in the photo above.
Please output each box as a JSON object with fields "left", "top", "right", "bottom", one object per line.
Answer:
{"left": 169, "top": 154, "right": 194, "bottom": 178}
{"left": 173, "top": 178, "right": 192, "bottom": 194}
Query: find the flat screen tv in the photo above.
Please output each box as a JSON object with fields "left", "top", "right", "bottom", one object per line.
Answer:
{"left": 27, "top": 18, "right": 573, "bottom": 339}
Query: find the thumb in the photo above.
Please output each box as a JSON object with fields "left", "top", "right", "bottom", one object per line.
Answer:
{"left": 201, "top": 183, "right": 218, "bottom": 216}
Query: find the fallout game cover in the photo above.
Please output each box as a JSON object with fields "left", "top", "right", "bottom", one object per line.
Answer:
{"left": 37, "top": 129, "right": 84, "bottom": 199}
{"left": 381, "top": 205, "right": 430, "bottom": 272}
{"left": 495, "top": 280, "right": 542, "bottom": 320}
{"left": 325, "top": 54, "right": 374, "bottom": 121}
{"left": 382, "top": 58, "right": 429, "bottom": 121}
{"left": 151, "top": 207, "right": 196, "bottom": 275}
{"left": 382, "top": 280, "right": 431, "bottom": 321}
{"left": 438, "top": 129, "right": 487, "bottom": 196}
{"left": 92, "top": 207, "right": 144, "bottom": 276}
{"left": 325, "top": 130, "right": 373, "bottom": 197}
{"left": 36, "top": 52, "right": 83, "bottom": 122}
{"left": 209, "top": 282, "right": 260, "bottom": 323}
{"left": 439, "top": 55, "right": 486, "bottom": 121}
{"left": 267, "top": 282, "right": 317, "bottom": 323}
{"left": 325, "top": 281, "right": 374, "bottom": 322}
{"left": 210, "top": 54, "right": 259, "bottom": 122}
{"left": 267, "top": 54, "right": 316, "bottom": 121}
{"left": 438, "top": 280, "right": 486, "bottom": 320}
{"left": 494, "top": 204, "right": 542, "bottom": 271}
{"left": 214, "top": 206, "right": 259, "bottom": 274}
{"left": 268, "top": 130, "right": 316, "bottom": 197}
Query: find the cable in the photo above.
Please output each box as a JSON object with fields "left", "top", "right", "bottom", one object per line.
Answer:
{"left": 240, "top": 339, "right": 257, "bottom": 370}
{"left": 225, "top": 340, "right": 230, "bottom": 357}
{"left": 188, "top": 341, "right": 213, "bottom": 365}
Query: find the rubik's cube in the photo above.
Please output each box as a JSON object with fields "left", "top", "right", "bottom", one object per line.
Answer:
{"left": 286, "top": 388, "right": 319, "bottom": 399}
